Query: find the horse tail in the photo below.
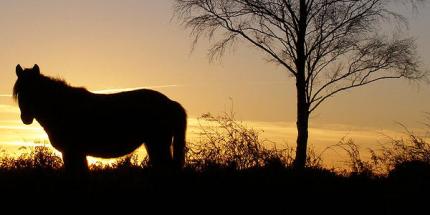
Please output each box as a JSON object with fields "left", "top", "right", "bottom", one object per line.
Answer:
{"left": 172, "top": 101, "right": 187, "bottom": 169}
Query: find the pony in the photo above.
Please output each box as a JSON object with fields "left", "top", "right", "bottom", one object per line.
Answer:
{"left": 13, "top": 64, "right": 187, "bottom": 174}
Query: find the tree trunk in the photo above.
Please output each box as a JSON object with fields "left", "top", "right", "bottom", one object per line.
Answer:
{"left": 293, "top": 0, "right": 309, "bottom": 170}
{"left": 293, "top": 86, "right": 309, "bottom": 169}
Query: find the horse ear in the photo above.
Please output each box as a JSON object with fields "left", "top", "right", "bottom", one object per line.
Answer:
{"left": 16, "top": 64, "right": 23, "bottom": 77}
{"left": 33, "top": 64, "right": 40, "bottom": 75}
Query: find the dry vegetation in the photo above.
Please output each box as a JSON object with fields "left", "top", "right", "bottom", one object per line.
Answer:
{"left": 0, "top": 112, "right": 428, "bottom": 213}
{"left": 1, "top": 111, "right": 429, "bottom": 175}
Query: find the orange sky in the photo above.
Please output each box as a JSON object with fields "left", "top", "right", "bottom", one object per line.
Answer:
{"left": 0, "top": 1, "right": 429, "bottom": 164}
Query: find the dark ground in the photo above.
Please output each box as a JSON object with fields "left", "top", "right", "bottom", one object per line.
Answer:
{"left": 0, "top": 164, "right": 428, "bottom": 214}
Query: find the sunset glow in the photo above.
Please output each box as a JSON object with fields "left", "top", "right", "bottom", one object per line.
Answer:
{"left": 1, "top": 0, "right": 429, "bottom": 166}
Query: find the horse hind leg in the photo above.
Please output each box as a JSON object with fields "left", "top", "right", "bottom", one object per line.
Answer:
{"left": 145, "top": 137, "right": 173, "bottom": 170}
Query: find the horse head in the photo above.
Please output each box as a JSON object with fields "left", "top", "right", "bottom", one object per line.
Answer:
{"left": 14, "top": 64, "right": 41, "bottom": 125}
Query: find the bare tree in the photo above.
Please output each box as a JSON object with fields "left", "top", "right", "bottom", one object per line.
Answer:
{"left": 174, "top": 0, "right": 427, "bottom": 169}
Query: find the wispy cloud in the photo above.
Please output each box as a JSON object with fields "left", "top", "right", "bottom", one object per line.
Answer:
{"left": 0, "top": 104, "right": 19, "bottom": 113}
{"left": 0, "top": 125, "right": 43, "bottom": 131}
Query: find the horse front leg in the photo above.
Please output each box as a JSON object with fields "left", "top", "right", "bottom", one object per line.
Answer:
{"left": 62, "top": 151, "right": 89, "bottom": 178}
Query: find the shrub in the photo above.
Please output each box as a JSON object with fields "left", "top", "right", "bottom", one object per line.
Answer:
{"left": 186, "top": 112, "right": 294, "bottom": 170}
{"left": 0, "top": 146, "right": 63, "bottom": 170}
{"left": 330, "top": 138, "right": 377, "bottom": 176}
{"left": 333, "top": 117, "right": 430, "bottom": 176}
{"left": 371, "top": 126, "right": 430, "bottom": 175}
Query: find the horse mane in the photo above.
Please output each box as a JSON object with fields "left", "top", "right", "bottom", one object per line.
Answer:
{"left": 13, "top": 73, "right": 88, "bottom": 101}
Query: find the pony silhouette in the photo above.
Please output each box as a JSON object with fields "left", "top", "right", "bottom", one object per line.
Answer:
{"left": 13, "top": 64, "right": 187, "bottom": 174}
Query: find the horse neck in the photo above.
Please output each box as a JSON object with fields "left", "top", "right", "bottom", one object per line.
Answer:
{"left": 33, "top": 78, "right": 84, "bottom": 122}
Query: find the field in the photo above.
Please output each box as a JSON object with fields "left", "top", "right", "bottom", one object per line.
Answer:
{"left": 0, "top": 113, "right": 428, "bottom": 214}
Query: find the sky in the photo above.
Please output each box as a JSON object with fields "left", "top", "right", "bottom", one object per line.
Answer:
{"left": 0, "top": 0, "right": 429, "bottom": 165}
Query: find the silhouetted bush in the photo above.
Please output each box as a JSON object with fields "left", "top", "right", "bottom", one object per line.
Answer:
{"left": 0, "top": 146, "right": 63, "bottom": 170}
{"left": 372, "top": 127, "right": 430, "bottom": 174}
{"left": 330, "top": 138, "right": 377, "bottom": 176}
{"left": 388, "top": 160, "right": 430, "bottom": 183}
{"left": 186, "top": 112, "right": 294, "bottom": 170}
{"left": 333, "top": 118, "right": 430, "bottom": 177}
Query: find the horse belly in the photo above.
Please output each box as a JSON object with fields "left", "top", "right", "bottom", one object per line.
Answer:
{"left": 79, "top": 126, "right": 145, "bottom": 158}
{"left": 58, "top": 103, "right": 172, "bottom": 158}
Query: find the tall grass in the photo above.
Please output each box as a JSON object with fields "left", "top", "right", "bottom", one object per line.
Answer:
{"left": 186, "top": 112, "right": 293, "bottom": 170}
{"left": 0, "top": 112, "right": 428, "bottom": 177}
{"left": 0, "top": 112, "right": 427, "bottom": 213}
{"left": 0, "top": 146, "right": 63, "bottom": 170}
{"left": 334, "top": 120, "right": 430, "bottom": 176}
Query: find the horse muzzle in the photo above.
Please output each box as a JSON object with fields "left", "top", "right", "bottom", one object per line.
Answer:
{"left": 21, "top": 114, "right": 34, "bottom": 125}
